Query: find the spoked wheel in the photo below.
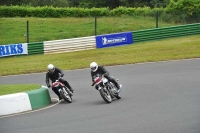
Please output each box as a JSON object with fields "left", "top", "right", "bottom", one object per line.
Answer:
{"left": 99, "top": 88, "right": 112, "bottom": 103}
{"left": 60, "top": 89, "right": 72, "bottom": 103}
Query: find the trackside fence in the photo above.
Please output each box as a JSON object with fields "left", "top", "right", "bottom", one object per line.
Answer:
{"left": 2, "top": 23, "right": 199, "bottom": 57}
{"left": 28, "top": 42, "right": 44, "bottom": 55}
{"left": 132, "top": 23, "right": 200, "bottom": 43}
{"left": 43, "top": 36, "right": 96, "bottom": 54}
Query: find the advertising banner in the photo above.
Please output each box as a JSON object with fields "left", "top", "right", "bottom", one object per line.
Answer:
{"left": 95, "top": 32, "right": 133, "bottom": 48}
{"left": 0, "top": 43, "right": 28, "bottom": 57}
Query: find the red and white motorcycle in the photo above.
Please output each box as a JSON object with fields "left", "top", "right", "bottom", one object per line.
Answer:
{"left": 93, "top": 75, "right": 121, "bottom": 103}
{"left": 52, "top": 79, "right": 72, "bottom": 103}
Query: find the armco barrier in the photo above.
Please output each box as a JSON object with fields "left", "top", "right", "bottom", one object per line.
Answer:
{"left": 132, "top": 23, "right": 200, "bottom": 43}
{"left": 28, "top": 42, "right": 44, "bottom": 55}
{"left": 44, "top": 36, "right": 96, "bottom": 54}
{"left": 2, "top": 23, "right": 199, "bottom": 56}
{"left": 0, "top": 87, "right": 51, "bottom": 116}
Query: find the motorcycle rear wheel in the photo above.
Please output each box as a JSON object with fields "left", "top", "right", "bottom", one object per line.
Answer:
{"left": 99, "top": 88, "right": 112, "bottom": 103}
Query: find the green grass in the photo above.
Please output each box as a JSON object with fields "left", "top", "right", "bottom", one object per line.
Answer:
{"left": 0, "top": 16, "right": 176, "bottom": 45}
{"left": 0, "top": 84, "right": 41, "bottom": 96}
{"left": 0, "top": 35, "right": 199, "bottom": 76}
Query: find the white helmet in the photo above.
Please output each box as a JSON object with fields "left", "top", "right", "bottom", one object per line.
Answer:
{"left": 90, "top": 62, "right": 98, "bottom": 72}
{"left": 47, "top": 64, "right": 55, "bottom": 73}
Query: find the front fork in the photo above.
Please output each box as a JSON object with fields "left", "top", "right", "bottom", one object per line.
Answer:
{"left": 64, "top": 86, "right": 73, "bottom": 96}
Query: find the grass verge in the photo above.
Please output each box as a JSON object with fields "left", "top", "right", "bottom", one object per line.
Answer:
{"left": 0, "top": 84, "right": 41, "bottom": 96}
{"left": 0, "top": 35, "right": 200, "bottom": 76}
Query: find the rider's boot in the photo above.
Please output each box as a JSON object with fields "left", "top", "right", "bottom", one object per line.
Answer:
{"left": 69, "top": 89, "right": 73, "bottom": 96}
{"left": 109, "top": 78, "right": 120, "bottom": 91}
{"left": 58, "top": 96, "right": 63, "bottom": 101}
{"left": 69, "top": 87, "right": 74, "bottom": 93}
{"left": 115, "top": 83, "right": 121, "bottom": 91}
{"left": 64, "top": 81, "right": 74, "bottom": 93}
{"left": 113, "top": 82, "right": 121, "bottom": 93}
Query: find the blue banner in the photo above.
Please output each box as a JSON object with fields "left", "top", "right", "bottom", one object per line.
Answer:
{"left": 95, "top": 32, "right": 133, "bottom": 48}
{"left": 0, "top": 43, "right": 28, "bottom": 57}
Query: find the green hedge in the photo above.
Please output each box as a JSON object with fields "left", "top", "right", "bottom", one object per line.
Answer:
{"left": 0, "top": 0, "right": 199, "bottom": 23}
{"left": 0, "top": 6, "right": 109, "bottom": 17}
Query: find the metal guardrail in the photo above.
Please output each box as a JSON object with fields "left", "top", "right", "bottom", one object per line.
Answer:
{"left": 25, "top": 23, "right": 200, "bottom": 55}
{"left": 43, "top": 36, "right": 96, "bottom": 54}
{"left": 1, "top": 23, "right": 198, "bottom": 57}
{"left": 28, "top": 42, "right": 44, "bottom": 55}
{"left": 132, "top": 23, "right": 200, "bottom": 43}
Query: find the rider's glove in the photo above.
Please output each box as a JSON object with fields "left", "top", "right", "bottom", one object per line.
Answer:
{"left": 103, "top": 73, "right": 108, "bottom": 77}
{"left": 91, "top": 82, "right": 95, "bottom": 86}
{"left": 60, "top": 74, "right": 64, "bottom": 77}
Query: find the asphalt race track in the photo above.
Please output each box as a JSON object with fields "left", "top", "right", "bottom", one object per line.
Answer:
{"left": 0, "top": 59, "right": 200, "bottom": 133}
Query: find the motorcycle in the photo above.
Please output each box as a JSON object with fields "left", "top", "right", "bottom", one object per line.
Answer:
{"left": 52, "top": 78, "right": 72, "bottom": 103}
{"left": 93, "top": 75, "right": 122, "bottom": 103}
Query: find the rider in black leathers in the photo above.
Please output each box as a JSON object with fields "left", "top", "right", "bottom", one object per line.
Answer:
{"left": 90, "top": 62, "right": 120, "bottom": 90}
{"left": 46, "top": 64, "right": 74, "bottom": 100}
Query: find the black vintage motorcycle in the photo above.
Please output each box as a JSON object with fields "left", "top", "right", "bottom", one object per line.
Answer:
{"left": 52, "top": 79, "right": 73, "bottom": 103}
{"left": 93, "top": 75, "right": 122, "bottom": 103}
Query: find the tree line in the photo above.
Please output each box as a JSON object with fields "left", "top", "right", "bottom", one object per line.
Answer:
{"left": 0, "top": 0, "right": 172, "bottom": 9}
{"left": 0, "top": 0, "right": 199, "bottom": 23}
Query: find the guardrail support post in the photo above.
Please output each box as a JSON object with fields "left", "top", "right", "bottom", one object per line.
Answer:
{"left": 95, "top": 17, "right": 97, "bottom": 36}
{"left": 156, "top": 11, "right": 158, "bottom": 28}
{"left": 26, "top": 20, "right": 29, "bottom": 43}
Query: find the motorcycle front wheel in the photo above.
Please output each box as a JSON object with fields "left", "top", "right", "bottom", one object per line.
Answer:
{"left": 99, "top": 88, "right": 112, "bottom": 103}
{"left": 60, "top": 88, "right": 72, "bottom": 103}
